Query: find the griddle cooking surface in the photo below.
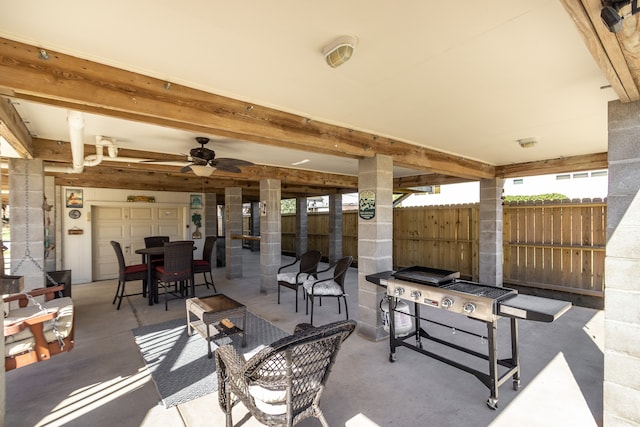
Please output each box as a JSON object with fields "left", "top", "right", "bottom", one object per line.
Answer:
{"left": 393, "top": 266, "right": 460, "bottom": 285}
{"left": 442, "top": 281, "right": 515, "bottom": 300}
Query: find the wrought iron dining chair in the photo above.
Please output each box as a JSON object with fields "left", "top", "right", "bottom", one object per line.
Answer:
{"left": 111, "top": 240, "right": 148, "bottom": 309}
{"left": 277, "top": 250, "right": 322, "bottom": 312}
{"left": 303, "top": 256, "right": 353, "bottom": 325}
{"left": 193, "top": 235, "right": 217, "bottom": 292}
{"left": 154, "top": 241, "right": 194, "bottom": 310}
{"left": 215, "top": 319, "right": 357, "bottom": 427}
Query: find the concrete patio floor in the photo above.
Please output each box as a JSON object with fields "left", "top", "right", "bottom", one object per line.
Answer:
{"left": 5, "top": 250, "right": 604, "bottom": 427}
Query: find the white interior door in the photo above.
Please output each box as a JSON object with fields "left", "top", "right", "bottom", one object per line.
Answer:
{"left": 92, "top": 205, "right": 184, "bottom": 280}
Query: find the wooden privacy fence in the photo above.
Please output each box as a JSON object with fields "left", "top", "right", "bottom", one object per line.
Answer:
{"left": 280, "top": 199, "right": 606, "bottom": 298}
{"left": 503, "top": 200, "right": 605, "bottom": 297}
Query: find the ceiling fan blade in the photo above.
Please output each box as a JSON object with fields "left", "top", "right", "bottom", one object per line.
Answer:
{"left": 180, "top": 165, "right": 194, "bottom": 173}
{"left": 214, "top": 158, "right": 254, "bottom": 166}
{"left": 212, "top": 163, "right": 242, "bottom": 173}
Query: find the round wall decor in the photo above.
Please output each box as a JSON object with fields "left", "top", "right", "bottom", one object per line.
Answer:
{"left": 68, "top": 209, "right": 81, "bottom": 219}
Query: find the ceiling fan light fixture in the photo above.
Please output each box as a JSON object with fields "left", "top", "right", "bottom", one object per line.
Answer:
{"left": 190, "top": 165, "right": 214, "bottom": 177}
{"left": 323, "top": 35, "right": 357, "bottom": 68}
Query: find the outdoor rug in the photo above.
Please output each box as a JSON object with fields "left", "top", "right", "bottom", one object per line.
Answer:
{"left": 132, "top": 311, "right": 289, "bottom": 408}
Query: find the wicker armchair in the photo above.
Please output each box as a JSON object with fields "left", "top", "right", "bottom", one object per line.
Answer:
{"left": 215, "top": 319, "right": 357, "bottom": 427}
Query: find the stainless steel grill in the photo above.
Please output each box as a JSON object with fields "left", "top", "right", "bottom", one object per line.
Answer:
{"left": 366, "top": 266, "right": 572, "bottom": 410}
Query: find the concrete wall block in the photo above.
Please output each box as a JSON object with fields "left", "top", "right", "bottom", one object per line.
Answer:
{"left": 358, "top": 239, "right": 393, "bottom": 258}
{"left": 606, "top": 226, "right": 640, "bottom": 259}
{"left": 608, "top": 128, "right": 640, "bottom": 161}
{"left": 604, "top": 381, "right": 640, "bottom": 425}
{"left": 605, "top": 289, "right": 640, "bottom": 324}
{"left": 605, "top": 257, "right": 640, "bottom": 292}
{"left": 608, "top": 99, "right": 640, "bottom": 132}
{"left": 358, "top": 286, "right": 384, "bottom": 310}
{"left": 605, "top": 320, "right": 640, "bottom": 357}
{"left": 606, "top": 195, "right": 638, "bottom": 230}
{"left": 608, "top": 161, "right": 640, "bottom": 196}
{"left": 605, "top": 351, "right": 640, "bottom": 391}
{"left": 357, "top": 255, "right": 392, "bottom": 275}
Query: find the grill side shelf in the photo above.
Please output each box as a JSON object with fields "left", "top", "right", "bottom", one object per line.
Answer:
{"left": 498, "top": 294, "right": 572, "bottom": 322}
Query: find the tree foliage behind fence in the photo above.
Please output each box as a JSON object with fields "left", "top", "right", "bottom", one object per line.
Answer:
{"left": 281, "top": 199, "right": 606, "bottom": 298}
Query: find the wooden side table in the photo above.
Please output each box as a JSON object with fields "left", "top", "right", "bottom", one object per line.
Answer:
{"left": 186, "top": 294, "right": 247, "bottom": 358}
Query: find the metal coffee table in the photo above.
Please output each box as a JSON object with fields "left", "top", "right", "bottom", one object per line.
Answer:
{"left": 186, "top": 294, "right": 247, "bottom": 358}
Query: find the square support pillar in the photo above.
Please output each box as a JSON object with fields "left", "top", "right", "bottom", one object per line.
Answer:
{"left": 328, "top": 194, "right": 343, "bottom": 265}
{"left": 260, "top": 179, "right": 281, "bottom": 294}
{"left": 225, "top": 187, "right": 243, "bottom": 279}
{"left": 358, "top": 155, "right": 393, "bottom": 341}
{"left": 295, "top": 197, "right": 308, "bottom": 256}
{"left": 603, "top": 100, "right": 640, "bottom": 426}
{"left": 250, "top": 201, "right": 260, "bottom": 252}
{"left": 479, "top": 178, "right": 504, "bottom": 287}
{"left": 9, "top": 159, "right": 46, "bottom": 292}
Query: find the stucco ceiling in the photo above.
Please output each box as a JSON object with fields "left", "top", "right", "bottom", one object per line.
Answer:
{"left": 0, "top": 1, "right": 622, "bottom": 181}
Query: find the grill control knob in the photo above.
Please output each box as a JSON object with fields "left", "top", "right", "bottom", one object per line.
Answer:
{"left": 463, "top": 302, "right": 476, "bottom": 314}
{"left": 394, "top": 287, "right": 405, "bottom": 296}
{"left": 441, "top": 297, "right": 454, "bottom": 309}
{"left": 410, "top": 290, "right": 422, "bottom": 300}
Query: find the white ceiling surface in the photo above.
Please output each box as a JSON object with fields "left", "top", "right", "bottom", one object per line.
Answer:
{"left": 0, "top": 0, "right": 618, "bottom": 177}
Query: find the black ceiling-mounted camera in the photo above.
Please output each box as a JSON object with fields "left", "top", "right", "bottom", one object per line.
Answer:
{"left": 601, "top": 0, "right": 638, "bottom": 33}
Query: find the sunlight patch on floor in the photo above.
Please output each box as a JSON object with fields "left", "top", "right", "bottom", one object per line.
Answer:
{"left": 35, "top": 368, "right": 151, "bottom": 427}
{"left": 489, "top": 352, "right": 598, "bottom": 427}
{"left": 346, "top": 413, "right": 381, "bottom": 426}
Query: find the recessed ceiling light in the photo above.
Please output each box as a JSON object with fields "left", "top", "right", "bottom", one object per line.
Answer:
{"left": 292, "top": 159, "right": 310, "bottom": 166}
{"left": 517, "top": 137, "right": 538, "bottom": 148}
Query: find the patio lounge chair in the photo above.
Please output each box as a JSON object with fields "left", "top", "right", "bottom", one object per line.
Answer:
{"left": 215, "top": 319, "right": 357, "bottom": 427}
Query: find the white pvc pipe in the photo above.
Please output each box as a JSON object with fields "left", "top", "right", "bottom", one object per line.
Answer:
{"left": 67, "top": 110, "right": 85, "bottom": 173}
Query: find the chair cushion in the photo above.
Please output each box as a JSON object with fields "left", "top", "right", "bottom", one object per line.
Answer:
{"left": 248, "top": 385, "right": 287, "bottom": 415}
{"left": 125, "top": 263, "right": 148, "bottom": 274}
{"left": 303, "top": 280, "right": 343, "bottom": 296}
{"left": 193, "top": 260, "right": 210, "bottom": 267}
{"left": 4, "top": 297, "right": 74, "bottom": 357}
{"left": 277, "top": 272, "right": 313, "bottom": 285}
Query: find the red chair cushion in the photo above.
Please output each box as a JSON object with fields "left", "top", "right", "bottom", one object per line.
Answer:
{"left": 125, "top": 264, "right": 147, "bottom": 274}
{"left": 193, "top": 260, "right": 210, "bottom": 267}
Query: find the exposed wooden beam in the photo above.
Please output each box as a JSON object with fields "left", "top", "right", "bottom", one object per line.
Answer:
{"left": 560, "top": 0, "right": 639, "bottom": 101}
{"left": 0, "top": 37, "right": 494, "bottom": 180}
{"left": 0, "top": 97, "right": 33, "bottom": 158}
{"left": 495, "top": 152, "right": 608, "bottom": 178}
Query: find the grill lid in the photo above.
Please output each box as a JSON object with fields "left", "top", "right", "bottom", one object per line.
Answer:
{"left": 393, "top": 266, "right": 460, "bottom": 286}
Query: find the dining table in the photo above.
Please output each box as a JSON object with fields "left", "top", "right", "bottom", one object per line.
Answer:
{"left": 135, "top": 245, "right": 196, "bottom": 306}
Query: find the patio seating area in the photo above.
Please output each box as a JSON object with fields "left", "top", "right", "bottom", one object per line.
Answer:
{"left": 5, "top": 250, "right": 604, "bottom": 427}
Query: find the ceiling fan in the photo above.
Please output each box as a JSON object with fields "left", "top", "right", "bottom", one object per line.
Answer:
{"left": 176, "top": 137, "right": 253, "bottom": 176}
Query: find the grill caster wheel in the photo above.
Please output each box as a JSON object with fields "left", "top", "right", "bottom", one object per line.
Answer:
{"left": 486, "top": 397, "right": 498, "bottom": 410}
{"left": 513, "top": 380, "right": 520, "bottom": 391}
{"left": 389, "top": 353, "right": 396, "bottom": 362}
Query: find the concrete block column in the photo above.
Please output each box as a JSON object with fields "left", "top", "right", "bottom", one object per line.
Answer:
{"left": 357, "top": 155, "right": 393, "bottom": 341}
{"left": 328, "top": 193, "right": 343, "bottom": 264}
{"left": 204, "top": 193, "right": 218, "bottom": 237}
{"left": 604, "top": 100, "right": 640, "bottom": 427}
{"left": 225, "top": 187, "right": 243, "bottom": 279}
{"left": 295, "top": 197, "right": 308, "bottom": 256}
{"left": 250, "top": 201, "right": 260, "bottom": 252}
{"left": 260, "top": 179, "right": 281, "bottom": 294}
{"left": 9, "top": 159, "right": 46, "bottom": 292}
{"left": 479, "top": 178, "right": 504, "bottom": 286}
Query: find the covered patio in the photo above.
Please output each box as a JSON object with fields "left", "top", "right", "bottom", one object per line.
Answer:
{"left": 5, "top": 250, "right": 603, "bottom": 427}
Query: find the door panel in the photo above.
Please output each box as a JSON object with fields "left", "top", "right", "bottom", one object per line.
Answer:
{"left": 92, "top": 206, "right": 184, "bottom": 280}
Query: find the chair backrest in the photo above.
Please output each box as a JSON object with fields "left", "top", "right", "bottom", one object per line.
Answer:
{"left": 244, "top": 319, "right": 356, "bottom": 416}
{"left": 161, "top": 241, "right": 194, "bottom": 279}
{"left": 202, "top": 236, "right": 217, "bottom": 262}
{"left": 110, "top": 241, "right": 127, "bottom": 272}
{"left": 332, "top": 256, "right": 353, "bottom": 287}
{"left": 144, "top": 235, "right": 169, "bottom": 248}
{"left": 299, "top": 250, "right": 322, "bottom": 275}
